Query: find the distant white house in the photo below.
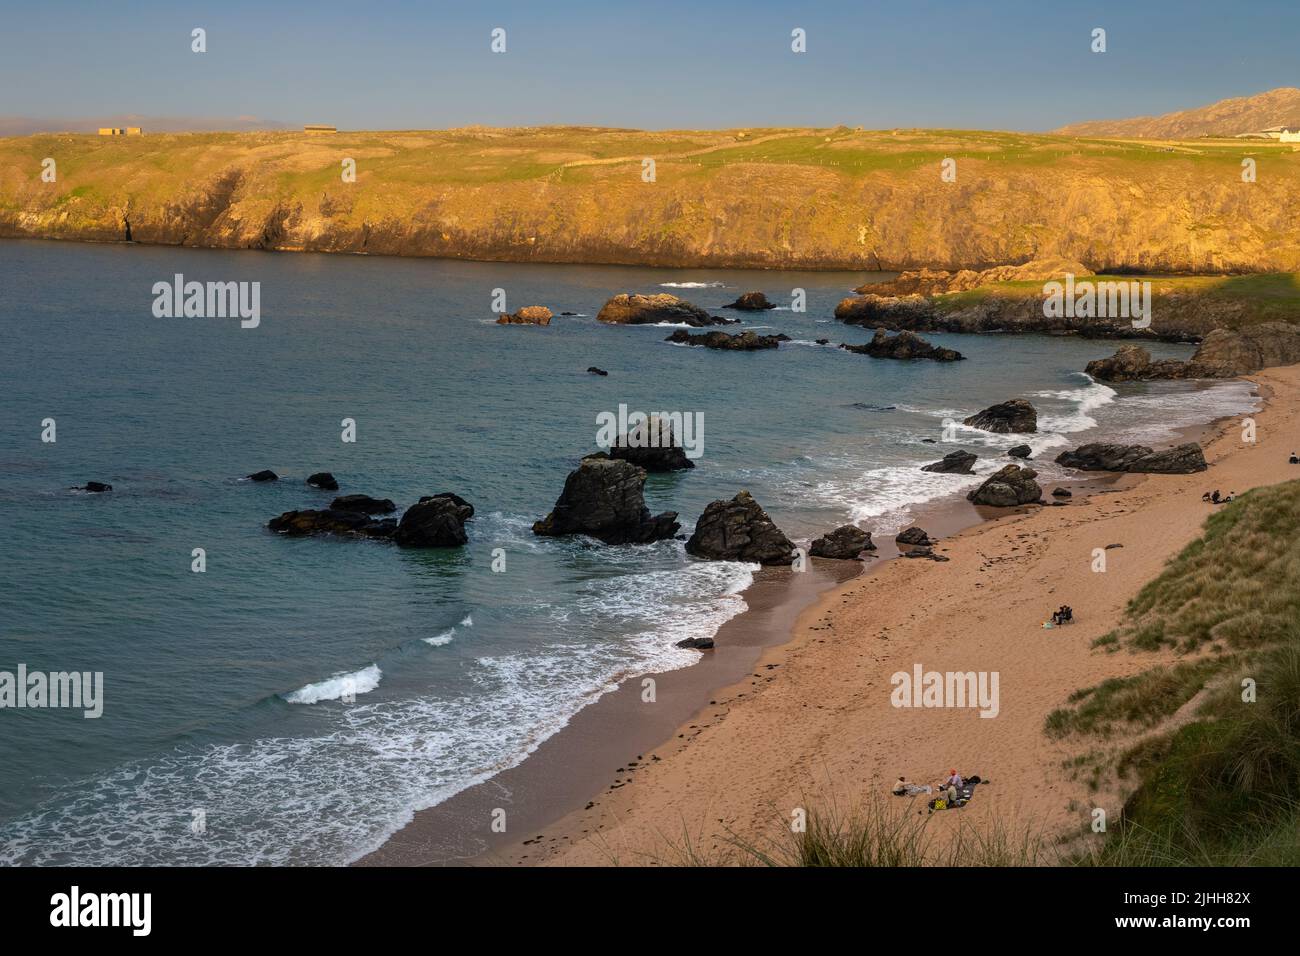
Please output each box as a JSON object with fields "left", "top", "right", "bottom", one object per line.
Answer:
{"left": 1237, "top": 125, "right": 1300, "bottom": 140}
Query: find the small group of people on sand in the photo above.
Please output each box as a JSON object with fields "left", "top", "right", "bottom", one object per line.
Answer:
{"left": 1050, "top": 605, "right": 1073, "bottom": 626}
{"left": 1202, "top": 489, "right": 1236, "bottom": 504}
{"left": 892, "top": 769, "right": 968, "bottom": 805}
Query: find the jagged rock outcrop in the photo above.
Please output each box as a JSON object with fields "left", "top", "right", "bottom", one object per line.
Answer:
{"left": 921, "top": 450, "right": 978, "bottom": 474}
{"left": 963, "top": 400, "right": 1037, "bottom": 434}
{"left": 533, "top": 454, "right": 680, "bottom": 544}
{"left": 1055, "top": 442, "right": 1207, "bottom": 474}
{"left": 1007, "top": 444, "right": 1032, "bottom": 459}
{"left": 722, "top": 292, "right": 776, "bottom": 310}
{"left": 665, "top": 329, "right": 789, "bottom": 350}
{"left": 268, "top": 509, "right": 396, "bottom": 539}
{"left": 307, "top": 472, "right": 339, "bottom": 490}
{"left": 496, "top": 305, "right": 553, "bottom": 325}
{"left": 608, "top": 416, "right": 695, "bottom": 471}
{"left": 856, "top": 259, "right": 1093, "bottom": 296}
{"left": 247, "top": 470, "right": 278, "bottom": 482}
{"left": 809, "top": 525, "right": 876, "bottom": 560}
{"left": 839, "top": 328, "right": 964, "bottom": 361}
{"left": 676, "top": 637, "right": 715, "bottom": 649}
{"left": 1087, "top": 323, "right": 1300, "bottom": 381}
{"left": 686, "top": 491, "right": 795, "bottom": 565}
{"left": 393, "top": 493, "right": 474, "bottom": 547}
{"left": 966, "top": 464, "right": 1043, "bottom": 507}
{"left": 330, "top": 494, "right": 397, "bottom": 514}
{"left": 597, "top": 293, "right": 731, "bottom": 327}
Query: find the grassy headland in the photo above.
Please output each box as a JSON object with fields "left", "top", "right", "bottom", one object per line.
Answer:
{"left": 2, "top": 126, "right": 1300, "bottom": 271}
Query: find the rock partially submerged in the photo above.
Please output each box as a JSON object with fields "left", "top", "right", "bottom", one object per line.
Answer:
{"left": 74, "top": 481, "right": 113, "bottom": 493}
{"left": 1007, "top": 444, "right": 1033, "bottom": 459}
{"left": 268, "top": 509, "right": 397, "bottom": 539}
{"left": 330, "top": 494, "right": 396, "bottom": 514}
{"left": 307, "top": 472, "right": 339, "bottom": 490}
{"left": 597, "top": 293, "right": 732, "bottom": 327}
{"left": 533, "top": 454, "right": 679, "bottom": 544}
{"left": 587, "top": 366, "right": 609, "bottom": 376}
{"left": 921, "top": 450, "right": 978, "bottom": 474}
{"left": 1056, "top": 442, "right": 1207, "bottom": 474}
{"left": 966, "top": 464, "right": 1043, "bottom": 507}
{"left": 676, "top": 636, "right": 715, "bottom": 650}
{"left": 393, "top": 494, "right": 474, "bottom": 547}
{"left": 722, "top": 291, "right": 776, "bottom": 311}
{"left": 496, "top": 305, "right": 553, "bottom": 326}
{"left": 686, "top": 491, "right": 796, "bottom": 565}
{"left": 809, "top": 525, "right": 876, "bottom": 559}
{"left": 840, "top": 328, "right": 964, "bottom": 362}
{"left": 963, "top": 399, "right": 1037, "bottom": 434}
{"left": 247, "top": 470, "right": 278, "bottom": 482}
{"left": 665, "top": 329, "right": 789, "bottom": 350}
{"left": 608, "top": 415, "right": 695, "bottom": 471}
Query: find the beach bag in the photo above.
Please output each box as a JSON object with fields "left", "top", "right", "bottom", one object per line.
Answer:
{"left": 933, "top": 797, "right": 947, "bottom": 810}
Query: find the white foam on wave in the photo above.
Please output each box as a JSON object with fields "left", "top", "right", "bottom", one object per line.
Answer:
{"left": 283, "top": 664, "right": 382, "bottom": 705}
{"left": 423, "top": 629, "right": 455, "bottom": 647}
{"left": 658, "top": 281, "right": 726, "bottom": 288}
{"left": 1031, "top": 378, "right": 1118, "bottom": 434}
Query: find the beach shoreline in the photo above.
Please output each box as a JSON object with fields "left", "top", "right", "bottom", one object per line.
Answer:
{"left": 358, "top": 384, "right": 1246, "bottom": 866}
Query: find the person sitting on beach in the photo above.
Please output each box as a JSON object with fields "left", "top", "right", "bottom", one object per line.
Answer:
{"left": 1290, "top": 453, "right": 1299, "bottom": 465}
{"left": 892, "top": 775, "right": 908, "bottom": 795}
{"left": 1060, "top": 605, "right": 1073, "bottom": 624}
{"left": 892, "top": 775, "right": 931, "bottom": 797}
{"left": 1202, "top": 491, "right": 1212, "bottom": 502}
{"left": 1211, "top": 490, "right": 1222, "bottom": 504}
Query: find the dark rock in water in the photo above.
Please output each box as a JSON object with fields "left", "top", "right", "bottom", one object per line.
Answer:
{"left": 597, "top": 293, "right": 733, "bottom": 327}
{"left": 307, "top": 472, "right": 339, "bottom": 491}
{"left": 967, "top": 464, "right": 1043, "bottom": 507}
{"left": 608, "top": 415, "right": 695, "bottom": 471}
{"left": 247, "top": 470, "right": 278, "bottom": 482}
{"left": 587, "top": 366, "right": 609, "bottom": 376}
{"left": 1007, "top": 444, "right": 1032, "bottom": 459}
{"left": 561, "top": 311, "right": 578, "bottom": 316}
{"left": 330, "top": 494, "right": 397, "bottom": 514}
{"left": 416, "top": 492, "right": 475, "bottom": 521}
{"left": 809, "top": 525, "right": 876, "bottom": 560}
{"left": 815, "top": 338, "right": 830, "bottom": 345}
{"left": 686, "top": 491, "right": 796, "bottom": 565}
{"left": 839, "top": 328, "right": 964, "bottom": 362}
{"left": 676, "top": 636, "right": 716, "bottom": 650}
{"left": 722, "top": 291, "right": 776, "bottom": 311}
{"left": 268, "top": 509, "right": 396, "bottom": 539}
{"left": 1055, "top": 442, "right": 1207, "bottom": 474}
{"left": 850, "top": 402, "right": 896, "bottom": 411}
{"left": 921, "top": 438, "right": 937, "bottom": 444}
{"left": 75, "top": 481, "right": 113, "bottom": 493}
{"left": 921, "top": 450, "right": 977, "bottom": 474}
{"left": 1086, "top": 325, "right": 1300, "bottom": 381}
{"left": 895, "top": 526, "right": 935, "bottom": 547}
{"left": 496, "top": 305, "right": 552, "bottom": 326}
{"left": 533, "top": 454, "right": 680, "bottom": 545}
{"left": 1052, "top": 487, "right": 1072, "bottom": 498}
{"left": 963, "top": 399, "right": 1037, "bottom": 434}
{"left": 393, "top": 495, "right": 474, "bottom": 547}
{"left": 665, "top": 329, "right": 789, "bottom": 350}
{"left": 1084, "top": 345, "right": 1195, "bottom": 382}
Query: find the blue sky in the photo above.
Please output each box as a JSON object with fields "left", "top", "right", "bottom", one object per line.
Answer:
{"left": 2, "top": 0, "right": 1298, "bottom": 131}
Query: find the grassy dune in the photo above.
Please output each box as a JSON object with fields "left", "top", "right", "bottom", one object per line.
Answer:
{"left": 3, "top": 126, "right": 1300, "bottom": 271}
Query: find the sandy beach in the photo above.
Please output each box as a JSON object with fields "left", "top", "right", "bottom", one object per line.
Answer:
{"left": 440, "top": 365, "right": 1299, "bottom": 866}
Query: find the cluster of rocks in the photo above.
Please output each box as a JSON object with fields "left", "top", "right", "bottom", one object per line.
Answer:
{"left": 1055, "top": 442, "right": 1207, "bottom": 474}
{"left": 666, "top": 329, "right": 790, "bottom": 350}
{"left": 894, "top": 526, "right": 948, "bottom": 561}
{"left": 839, "top": 328, "right": 964, "bottom": 362}
{"left": 809, "top": 525, "right": 875, "bottom": 560}
{"left": 496, "top": 306, "right": 553, "bottom": 326}
{"left": 962, "top": 399, "right": 1037, "bottom": 434}
{"left": 268, "top": 492, "right": 474, "bottom": 547}
{"left": 597, "top": 293, "right": 734, "bottom": 327}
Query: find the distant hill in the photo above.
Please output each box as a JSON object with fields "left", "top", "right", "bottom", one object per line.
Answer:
{"left": 1055, "top": 87, "right": 1300, "bottom": 139}
{"left": 0, "top": 115, "right": 293, "bottom": 136}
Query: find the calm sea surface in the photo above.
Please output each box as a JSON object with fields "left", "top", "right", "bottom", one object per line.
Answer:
{"left": 0, "top": 239, "right": 1257, "bottom": 863}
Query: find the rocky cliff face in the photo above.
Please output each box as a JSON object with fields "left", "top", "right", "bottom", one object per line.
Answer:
{"left": 1086, "top": 323, "right": 1300, "bottom": 379}
{"left": 4, "top": 128, "right": 1300, "bottom": 272}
